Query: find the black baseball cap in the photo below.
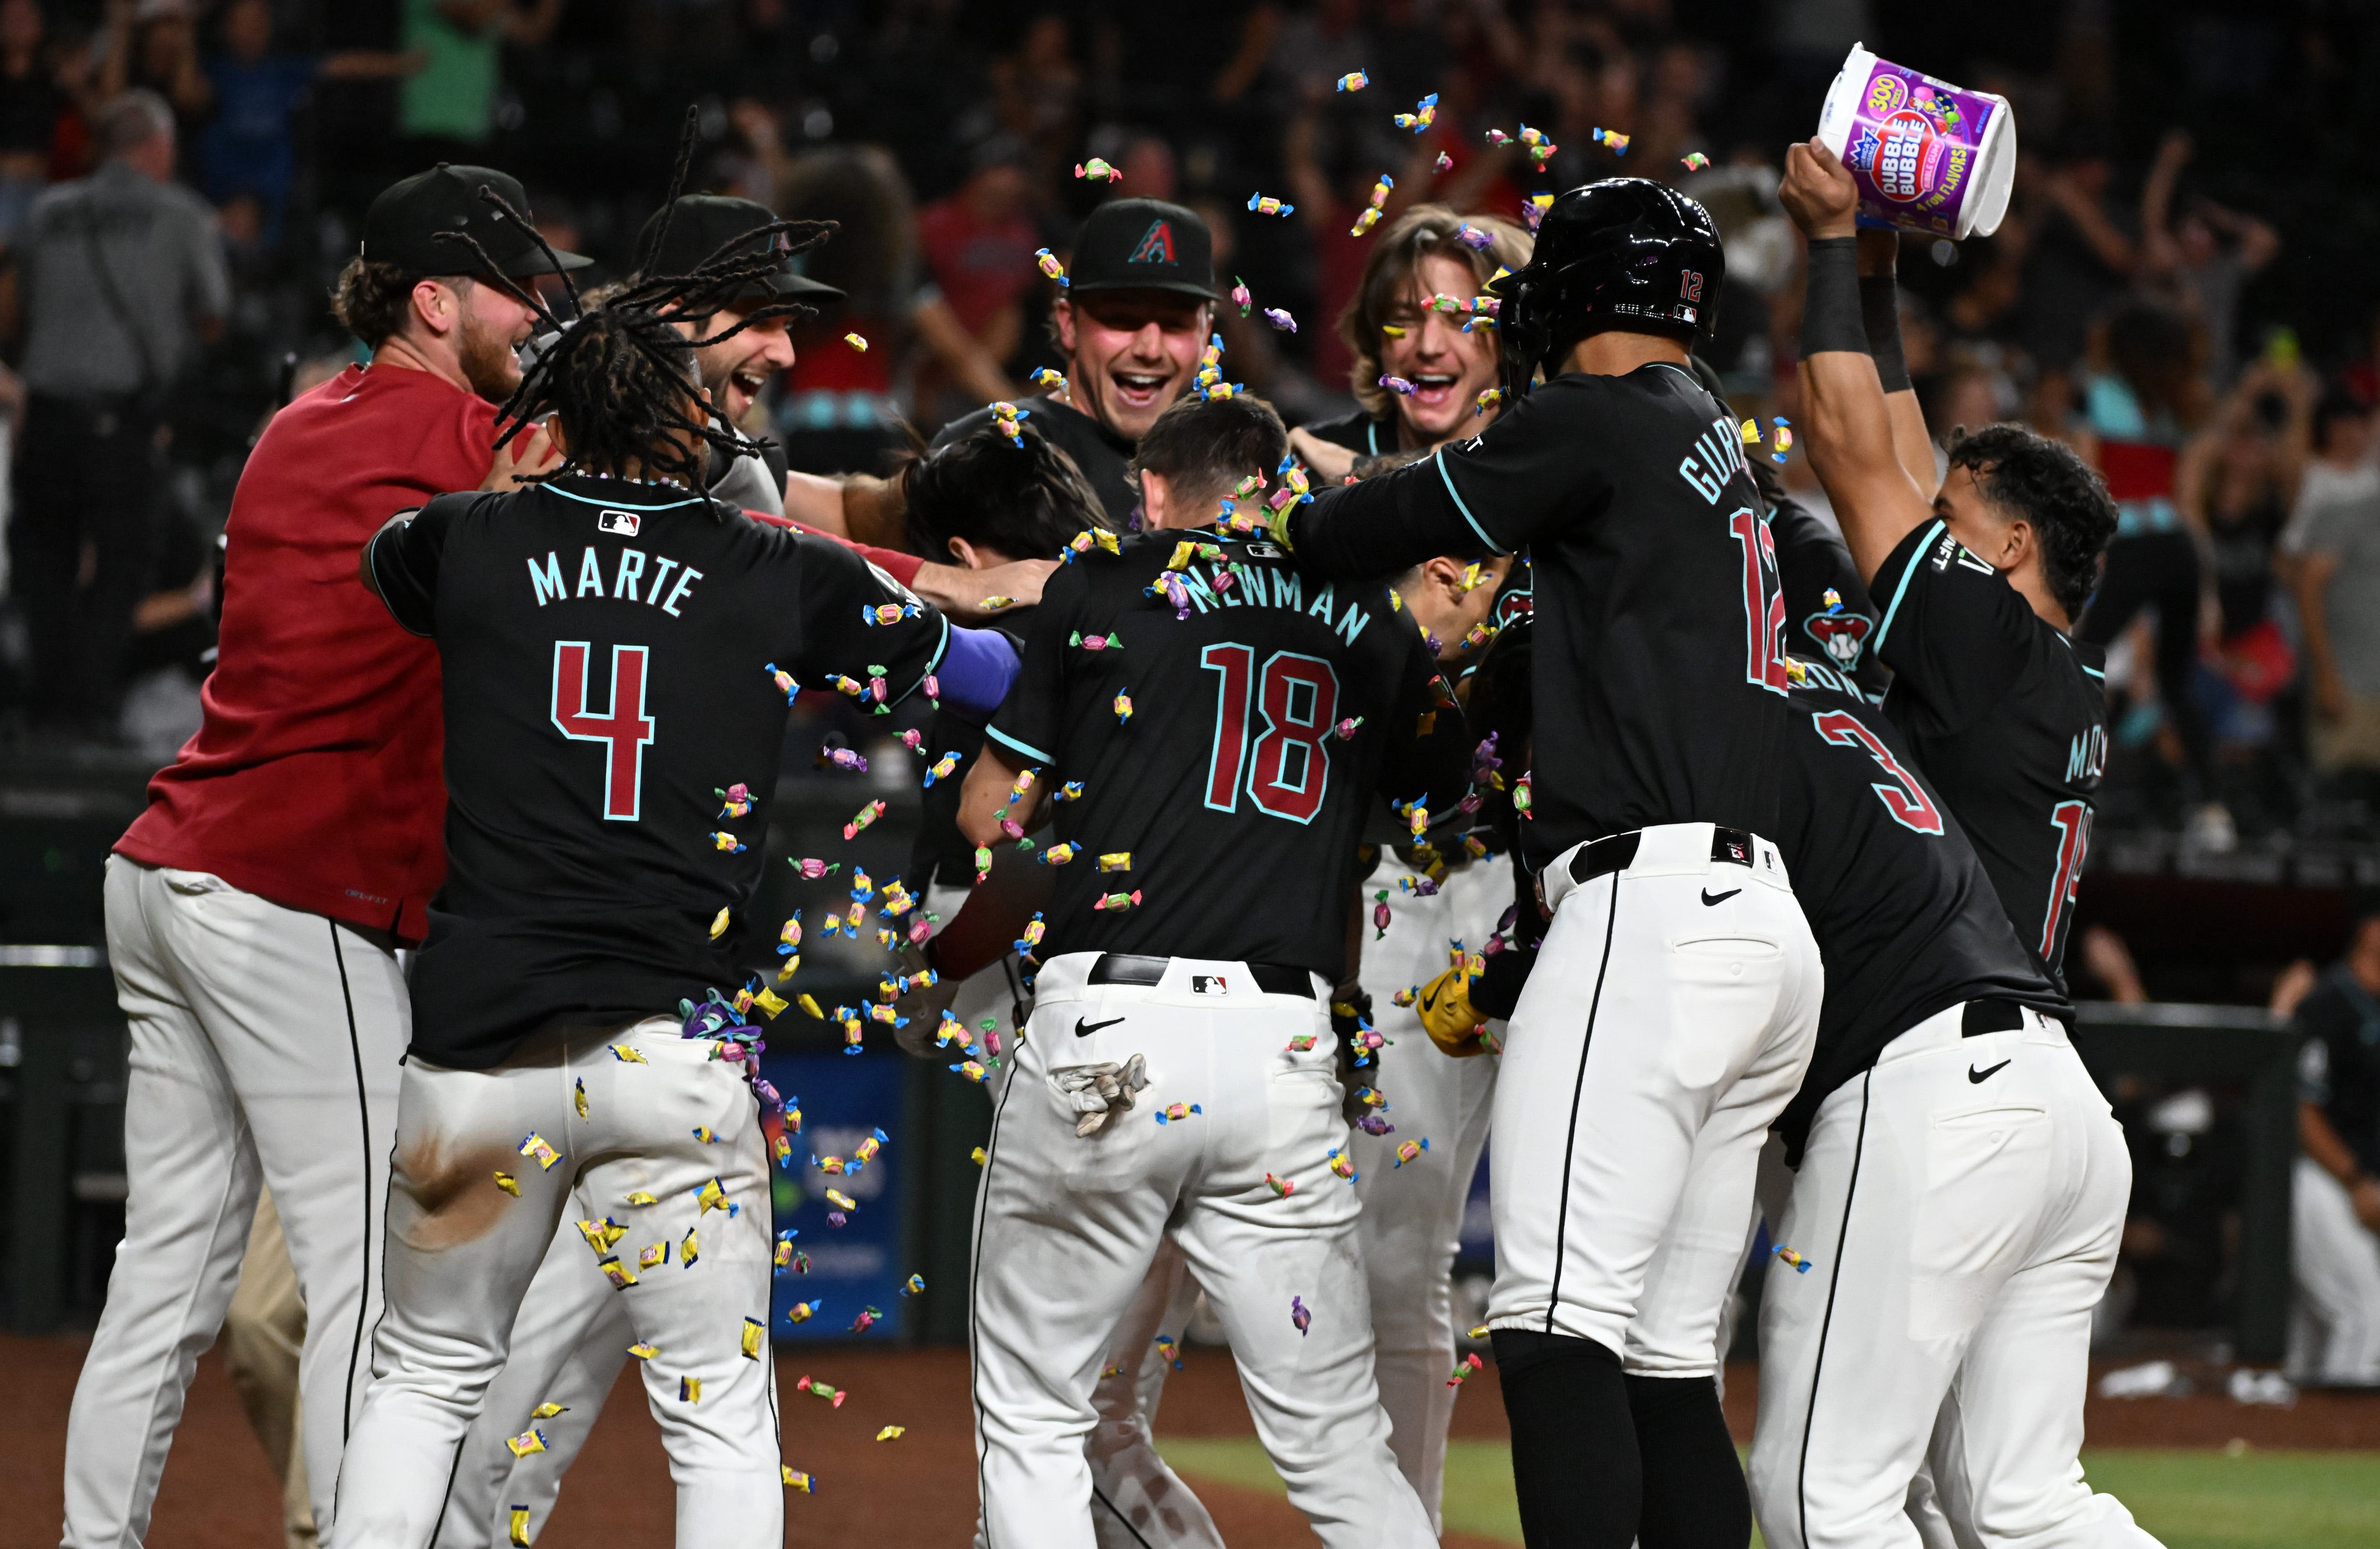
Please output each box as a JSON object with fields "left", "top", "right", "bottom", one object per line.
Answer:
{"left": 361, "top": 164, "right": 590, "bottom": 277}
{"left": 635, "top": 195, "right": 845, "bottom": 304}
{"left": 1066, "top": 198, "right": 1218, "bottom": 301}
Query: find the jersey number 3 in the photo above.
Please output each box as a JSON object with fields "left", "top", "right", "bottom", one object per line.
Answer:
{"left": 1812, "top": 710, "right": 1943, "bottom": 835}
{"left": 1201, "top": 643, "right": 1340, "bottom": 824}
{"left": 553, "top": 641, "right": 655, "bottom": 821}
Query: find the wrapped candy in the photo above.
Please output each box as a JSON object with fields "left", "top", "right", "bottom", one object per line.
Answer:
{"left": 791, "top": 857, "right": 841, "bottom": 880}
{"left": 1246, "top": 191, "right": 1294, "bottom": 217}
{"left": 952, "top": 1059, "right": 989, "bottom": 1083}
{"left": 798, "top": 1374, "right": 846, "bottom": 1407}
{"left": 577, "top": 1216, "right": 627, "bottom": 1253}
{"left": 1476, "top": 387, "right": 1507, "bottom": 416}
{"left": 765, "top": 662, "right": 798, "bottom": 701}
{"left": 1262, "top": 307, "right": 1297, "bottom": 333}
{"left": 508, "top": 1428, "right": 549, "bottom": 1458}
{"left": 1154, "top": 1102, "right": 1203, "bottom": 1124}
{"left": 1054, "top": 781, "right": 1086, "bottom": 802}
{"left": 493, "top": 1171, "right": 520, "bottom": 1196}
{"left": 711, "top": 831, "right": 748, "bottom": 854}
{"left": 519, "top": 1133, "right": 562, "bottom": 1171}
{"left": 1265, "top": 1172, "right": 1296, "bottom": 1197}
{"left": 1229, "top": 276, "right": 1254, "bottom": 318}
{"left": 1486, "top": 128, "right": 1512, "bottom": 146}
{"left": 716, "top": 783, "right": 754, "bottom": 818}
{"left": 1070, "top": 630, "right": 1120, "bottom": 651}
{"left": 742, "top": 1316, "right": 766, "bottom": 1360}
{"left": 1075, "top": 158, "right": 1123, "bottom": 182}
{"left": 786, "top": 1299, "right": 822, "bottom": 1323}
{"left": 1372, "top": 891, "right": 1393, "bottom": 938}
{"left": 1113, "top": 690, "right": 1133, "bottom": 724}
{"left": 1033, "top": 247, "right": 1068, "bottom": 286}
{"left": 1039, "top": 842, "right": 1078, "bottom": 866}
{"left": 1097, "top": 853, "right": 1132, "bottom": 873}
{"left": 903, "top": 1272, "right": 927, "bottom": 1295}
{"left": 599, "top": 1257, "right": 638, "bottom": 1290}
{"left": 1395, "top": 874, "right": 1440, "bottom": 897}
{"left": 609, "top": 1043, "right": 647, "bottom": 1063}
{"left": 1014, "top": 911, "right": 1048, "bottom": 959}
{"left": 1326, "top": 1145, "right": 1358, "bottom": 1182}
{"left": 1335, "top": 71, "right": 1368, "bottom": 91}
{"left": 1774, "top": 1244, "right": 1814, "bottom": 1274}
{"left": 1063, "top": 527, "right": 1123, "bottom": 561}
{"left": 574, "top": 1077, "right": 589, "bottom": 1119}
{"left": 510, "top": 1507, "right": 531, "bottom": 1547}
{"left": 875, "top": 1426, "right": 906, "bottom": 1442}
{"left": 1593, "top": 127, "right": 1630, "bottom": 155}
{"left": 696, "top": 1176, "right": 730, "bottom": 1214}
{"left": 1447, "top": 1352, "right": 1485, "bottom": 1387}
{"left": 629, "top": 1341, "right": 660, "bottom": 1359}
{"left": 974, "top": 845, "right": 994, "bottom": 884}
{"left": 1291, "top": 1296, "right": 1313, "bottom": 1336}
{"left": 774, "top": 1234, "right": 799, "bottom": 1269}
{"left": 1349, "top": 205, "right": 1381, "bottom": 238}
{"left": 639, "top": 1241, "right": 669, "bottom": 1269}
{"left": 849, "top": 1306, "right": 881, "bottom": 1334}
{"left": 1149, "top": 569, "right": 1192, "bottom": 618}
{"left": 1453, "top": 221, "right": 1494, "bottom": 252}
{"left": 1435, "top": 150, "right": 1453, "bottom": 172}
{"left": 1771, "top": 418, "right": 1794, "bottom": 464}
{"left": 783, "top": 1468, "right": 814, "bottom": 1493}
{"left": 1393, "top": 1138, "right": 1431, "bottom": 1167}
{"left": 1154, "top": 1336, "right": 1183, "bottom": 1369}
{"left": 971, "top": 1146, "right": 988, "bottom": 1166}
{"left": 1524, "top": 193, "right": 1554, "bottom": 232}
{"left": 1027, "top": 367, "right": 1066, "bottom": 392}
{"left": 843, "top": 799, "right": 887, "bottom": 840}
{"left": 1094, "top": 890, "right": 1142, "bottom": 913}
{"left": 1356, "top": 1112, "right": 1394, "bottom": 1136}
{"left": 1681, "top": 151, "right": 1711, "bottom": 171}
{"left": 825, "top": 1188, "right": 858, "bottom": 1213}
{"left": 624, "top": 1190, "right": 658, "bottom": 1206}
{"left": 1393, "top": 92, "right": 1438, "bottom": 132}
{"left": 990, "top": 400, "right": 1030, "bottom": 447}
{"left": 843, "top": 332, "right": 868, "bottom": 352}
{"left": 709, "top": 907, "right": 730, "bottom": 939}
{"left": 1379, "top": 374, "right": 1417, "bottom": 396}
{"left": 862, "top": 600, "right": 918, "bottom": 627}
{"left": 1513, "top": 772, "right": 1533, "bottom": 819}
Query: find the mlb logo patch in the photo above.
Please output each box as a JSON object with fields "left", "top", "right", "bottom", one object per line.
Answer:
{"left": 599, "top": 510, "right": 641, "bottom": 537}
{"left": 1190, "top": 975, "right": 1229, "bottom": 996}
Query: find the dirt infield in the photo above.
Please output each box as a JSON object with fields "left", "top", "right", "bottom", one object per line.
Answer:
{"left": 5, "top": 1334, "right": 2375, "bottom": 1547}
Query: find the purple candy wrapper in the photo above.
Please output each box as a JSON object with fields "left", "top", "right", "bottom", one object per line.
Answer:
{"left": 1816, "top": 43, "right": 2015, "bottom": 240}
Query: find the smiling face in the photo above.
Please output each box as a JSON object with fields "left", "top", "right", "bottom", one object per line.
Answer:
{"left": 1055, "top": 289, "right": 1212, "bottom": 443}
{"left": 680, "top": 300, "right": 796, "bottom": 425}
{"left": 450, "top": 277, "right": 541, "bottom": 402}
{"left": 1375, "top": 251, "right": 1504, "bottom": 446}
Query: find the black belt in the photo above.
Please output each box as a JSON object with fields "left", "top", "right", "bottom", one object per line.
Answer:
{"left": 1569, "top": 825, "right": 1757, "bottom": 888}
{"left": 1961, "top": 999, "right": 2027, "bottom": 1036}
{"left": 1088, "top": 953, "right": 1316, "bottom": 999}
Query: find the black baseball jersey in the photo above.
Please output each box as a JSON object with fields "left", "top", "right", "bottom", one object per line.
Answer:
{"left": 1772, "top": 494, "right": 1889, "bottom": 699}
{"left": 1870, "top": 518, "right": 2107, "bottom": 999}
{"left": 2296, "top": 966, "right": 2380, "bottom": 1177}
{"left": 986, "top": 525, "right": 1472, "bottom": 981}
{"left": 1772, "top": 657, "right": 2064, "bottom": 1163}
{"left": 1284, "top": 362, "right": 1790, "bottom": 871}
{"left": 365, "top": 476, "right": 947, "bottom": 1067}
{"left": 1300, "top": 406, "right": 1398, "bottom": 457}
{"left": 933, "top": 394, "right": 1139, "bottom": 527}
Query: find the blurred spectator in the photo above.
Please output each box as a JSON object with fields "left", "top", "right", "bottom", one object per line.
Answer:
{"left": 2079, "top": 923, "right": 2150, "bottom": 1004}
{"left": 2289, "top": 890, "right": 2380, "bottom": 1385}
{"left": 2077, "top": 298, "right": 2224, "bottom": 843}
{"left": 915, "top": 134, "right": 1037, "bottom": 409}
{"left": 397, "top": 0, "right": 563, "bottom": 163}
{"left": 194, "top": 0, "right": 420, "bottom": 241}
{"left": 2019, "top": 131, "right": 2137, "bottom": 377}
{"left": 0, "top": 0, "right": 68, "bottom": 246}
{"left": 2284, "top": 391, "right": 2380, "bottom": 796}
{"left": 988, "top": 13, "right": 1082, "bottom": 184}
{"left": 8, "top": 88, "right": 225, "bottom": 738}
{"left": 2140, "top": 130, "right": 2280, "bottom": 393}
{"left": 98, "top": 0, "right": 208, "bottom": 166}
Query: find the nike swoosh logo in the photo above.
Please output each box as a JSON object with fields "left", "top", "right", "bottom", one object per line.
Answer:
{"left": 1700, "top": 888, "right": 1741, "bottom": 906}
{"left": 1968, "top": 1059, "right": 2011, "bottom": 1084}
{"left": 1418, "top": 985, "right": 1444, "bottom": 1013}
{"left": 1075, "top": 1016, "right": 1126, "bottom": 1039}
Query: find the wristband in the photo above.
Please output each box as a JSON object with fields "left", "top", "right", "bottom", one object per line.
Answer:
{"left": 1799, "top": 237, "right": 1865, "bottom": 359}
{"left": 1860, "top": 275, "right": 1912, "bottom": 393}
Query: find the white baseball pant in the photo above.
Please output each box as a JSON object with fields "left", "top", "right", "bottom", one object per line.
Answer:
{"left": 1081, "top": 1236, "right": 1227, "bottom": 1549}
{"left": 2288, "top": 1157, "right": 2380, "bottom": 1385}
{"left": 67, "top": 857, "right": 406, "bottom": 1548}
{"left": 1749, "top": 1005, "right": 2161, "bottom": 1549}
{"left": 1486, "top": 823, "right": 1822, "bottom": 1373}
{"left": 970, "top": 951, "right": 1435, "bottom": 1549}
{"left": 335, "top": 1015, "right": 781, "bottom": 1549}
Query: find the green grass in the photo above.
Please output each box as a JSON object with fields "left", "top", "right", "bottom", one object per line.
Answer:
{"left": 1157, "top": 1438, "right": 2380, "bottom": 1547}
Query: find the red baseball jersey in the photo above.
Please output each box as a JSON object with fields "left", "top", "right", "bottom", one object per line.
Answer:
{"left": 116, "top": 362, "right": 497, "bottom": 940}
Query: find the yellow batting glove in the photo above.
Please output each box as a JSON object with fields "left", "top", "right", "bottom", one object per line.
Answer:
{"left": 1414, "top": 964, "right": 1489, "bottom": 1056}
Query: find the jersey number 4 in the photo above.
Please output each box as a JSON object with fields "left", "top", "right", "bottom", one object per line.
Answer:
{"left": 1201, "top": 643, "right": 1340, "bottom": 824}
{"left": 1812, "top": 710, "right": 1943, "bottom": 834}
{"left": 1727, "top": 507, "right": 1789, "bottom": 695}
{"left": 553, "top": 641, "right": 655, "bottom": 821}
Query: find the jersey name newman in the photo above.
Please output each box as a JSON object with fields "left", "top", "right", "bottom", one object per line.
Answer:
{"left": 527, "top": 545, "right": 706, "bottom": 617}
{"left": 1173, "top": 562, "right": 1375, "bottom": 646}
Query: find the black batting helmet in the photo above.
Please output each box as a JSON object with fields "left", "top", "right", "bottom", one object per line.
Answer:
{"left": 1494, "top": 179, "right": 1724, "bottom": 395}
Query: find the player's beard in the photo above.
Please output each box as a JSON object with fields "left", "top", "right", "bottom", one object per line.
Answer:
{"left": 456, "top": 308, "right": 526, "bottom": 404}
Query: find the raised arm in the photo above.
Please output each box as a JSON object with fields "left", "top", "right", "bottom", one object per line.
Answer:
{"left": 1856, "top": 229, "right": 1939, "bottom": 499}
{"left": 1779, "top": 138, "right": 1934, "bottom": 583}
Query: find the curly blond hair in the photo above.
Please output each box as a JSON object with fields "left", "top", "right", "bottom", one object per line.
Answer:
{"left": 1337, "top": 206, "right": 1533, "bottom": 418}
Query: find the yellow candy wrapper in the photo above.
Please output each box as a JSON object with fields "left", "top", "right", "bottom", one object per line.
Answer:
{"left": 493, "top": 1172, "right": 520, "bottom": 1196}
{"left": 875, "top": 1426, "right": 906, "bottom": 1442}
{"left": 782, "top": 1467, "right": 814, "bottom": 1492}
{"left": 599, "top": 1257, "right": 638, "bottom": 1290}
{"left": 506, "top": 1427, "right": 548, "bottom": 1458}
{"left": 638, "top": 1242, "right": 669, "bottom": 1270}
{"left": 628, "top": 1342, "right": 659, "bottom": 1359}
{"left": 509, "top": 1505, "right": 531, "bottom": 1546}
{"left": 576, "top": 1217, "right": 625, "bottom": 1254}
{"left": 518, "top": 1133, "right": 561, "bottom": 1170}
{"left": 709, "top": 906, "right": 730, "bottom": 939}
{"left": 681, "top": 1227, "right": 700, "bottom": 1267}
{"left": 742, "top": 1316, "right": 766, "bottom": 1360}
{"left": 624, "top": 1190, "right": 658, "bottom": 1207}
{"left": 680, "top": 1376, "right": 702, "bottom": 1403}
{"left": 696, "top": 1177, "right": 729, "bottom": 1213}
{"left": 573, "top": 1078, "right": 588, "bottom": 1119}
{"left": 609, "top": 1043, "right": 647, "bottom": 1063}
{"left": 531, "top": 1401, "right": 567, "bottom": 1419}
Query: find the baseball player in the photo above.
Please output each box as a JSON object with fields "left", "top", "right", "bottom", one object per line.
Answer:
{"left": 1747, "top": 654, "right": 2160, "bottom": 1549}
{"left": 1781, "top": 138, "right": 2117, "bottom": 998}
{"left": 68, "top": 163, "right": 575, "bottom": 1549}
{"left": 336, "top": 224, "right": 1019, "bottom": 1549}
{"left": 2287, "top": 892, "right": 2380, "bottom": 1385}
{"left": 1272, "top": 178, "right": 1822, "bottom": 1549}
{"left": 954, "top": 391, "right": 1472, "bottom": 1547}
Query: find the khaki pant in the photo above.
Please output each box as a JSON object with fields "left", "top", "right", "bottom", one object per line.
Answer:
{"left": 2312, "top": 692, "right": 2380, "bottom": 775}
{"left": 224, "top": 1189, "right": 317, "bottom": 1549}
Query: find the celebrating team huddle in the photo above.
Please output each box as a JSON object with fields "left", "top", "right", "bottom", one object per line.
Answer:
{"left": 68, "top": 85, "right": 2168, "bottom": 1549}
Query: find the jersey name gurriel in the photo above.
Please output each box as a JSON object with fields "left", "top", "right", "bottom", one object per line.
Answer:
{"left": 1869, "top": 519, "right": 2107, "bottom": 999}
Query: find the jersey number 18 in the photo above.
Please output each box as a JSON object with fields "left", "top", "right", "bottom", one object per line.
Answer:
{"left": 1200, "top": 643, "right": 1340, "bottom": 825}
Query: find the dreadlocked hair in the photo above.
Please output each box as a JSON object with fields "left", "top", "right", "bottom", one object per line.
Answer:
{"left": 433, "top": 177, "right": 836, "bottom": 499}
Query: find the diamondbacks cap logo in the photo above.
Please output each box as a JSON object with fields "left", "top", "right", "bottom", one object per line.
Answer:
{"left": 1127, "top": 220, "right": 1176, "bottom": 264}
{"left": 1804, "top": 610, "right": 1872, "bottom": 670}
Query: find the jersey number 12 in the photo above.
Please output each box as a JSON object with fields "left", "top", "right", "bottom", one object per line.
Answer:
{"left": 1201, "top": 643, "right": 1340, "bottom": 824}
{"left": 1728, "top": 507, "right": 1789, "bottom": 695}
{"left": 553, "top": 641, "right": 655, "bottom": 821}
